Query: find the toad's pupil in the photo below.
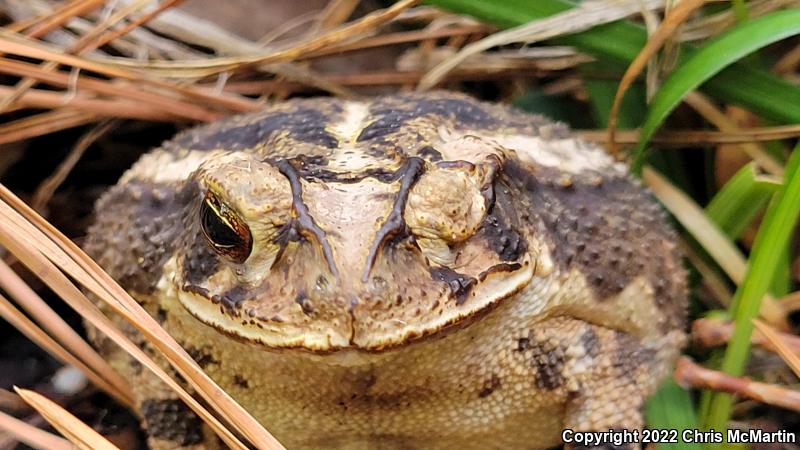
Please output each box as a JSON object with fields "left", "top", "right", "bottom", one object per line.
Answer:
{"left": 202, "top": 207, "right": 240, "bottom": 247}
{"left": 200, "top": 198, "right": 251, "bottom": 261}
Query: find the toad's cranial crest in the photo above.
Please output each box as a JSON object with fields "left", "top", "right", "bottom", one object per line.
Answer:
{"left": 85, "top": 92, "right": 687, "bottom": 450}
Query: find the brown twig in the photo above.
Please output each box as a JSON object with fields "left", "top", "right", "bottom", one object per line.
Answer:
{"left": 0, "top": 292, "right": 133, "bottom": 408}
{"left": 774, "top": 42, "right": 800, "bottom": 75}
{"left": 10, "top": 0, "right": 422, "bottom": 76}
{"left": 417, "top": 0, "right": 662, "bottom": 91}
{"left": 81, "top": 0, "right": 188, "bottom": 51}
{"left": 680, "top": 241, "right": 732, "bottom": 307}
{"left": 311, "top": 0, "right": 360, "bottom": 33}
{"left": 299, "top": 24, "right": 491, "bottom": 59}
{"left": 692, "top": 317, "right": 800, "bottom": 355}
{"left": 779, "top": 291, "right": 800, "bottom": 313}
{"left": 674, "top": 356, "right": 800, "bottom": 412}
{"left": 220, "top": 67, "right": 549, "bottom": 93}
{"left": 0, "top": 388, "right": 30, "bottom": 414}
{"left": 683, "top": 92, "right": 783, "bottom": 176}
{"left": 0, "top": 259, "right": 133, "bottom": 407}
{"left": 0, "top": 195, "right": 254, "bottom": 450}
{"left": 643, "top": 167, "right": 789, "bottom": 329}
{"left": 0, "top": 0, "right": 178, "bottom": 113}
{"left": 0, "top": 31, "right": 259, "bottom": 114}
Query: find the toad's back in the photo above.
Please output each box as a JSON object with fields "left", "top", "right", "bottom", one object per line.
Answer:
{"left": 85, "top": 92, "right": 686, "bottom": 450}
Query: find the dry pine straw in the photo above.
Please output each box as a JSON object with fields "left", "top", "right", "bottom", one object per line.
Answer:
{"left": 0, "top": 0, "right": 797, "bottom": 145}
{"left": 0, "top": 185, "right": 281, "bottom": 449}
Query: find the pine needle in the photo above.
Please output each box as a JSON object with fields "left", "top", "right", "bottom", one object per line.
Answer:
{"left": 15, "top": 387, "right": 120, "bottom": 450}
{"left": 752, "top": 319, "right": 800, "bottom": 378}
{"left": 0, "top": 290, "right": 133, "bottom": 408}
{"left": 0, "top": 408, "right": 74, "bottom": 450}
{"left": 0, "top": 186, "right": 284, "bottom": 449}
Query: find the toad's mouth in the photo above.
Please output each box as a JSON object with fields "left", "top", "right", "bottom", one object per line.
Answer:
{"left": 173, "top": 255, "right": 534, "bottom": 353}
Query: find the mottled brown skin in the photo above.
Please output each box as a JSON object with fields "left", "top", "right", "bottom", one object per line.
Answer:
{"left": 84, "top": 92, "right": 687, "bottom": 450}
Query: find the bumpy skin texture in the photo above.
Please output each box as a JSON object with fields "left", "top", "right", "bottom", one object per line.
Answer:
{"left": 84, "top": 92, "right": 687, "bottom": 450}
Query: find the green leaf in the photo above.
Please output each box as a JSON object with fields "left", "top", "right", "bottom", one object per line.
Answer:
{"left": 425, "top": 0, "right": 800, "bottom": 127}
{"left": 646, "top": 379, "right": 704, "bottom": 450}
{"left": 704, "top": 143, "right": 800, "bottom": 432}
{"left": 632, "top": 9, "right": 800, "bottom": 172}
{"left": 705, "top": 163, "right": 780, "bottom": 239}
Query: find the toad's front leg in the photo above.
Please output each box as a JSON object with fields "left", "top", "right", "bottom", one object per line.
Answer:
{"left": 87, "top": 320, "right": 218, "bottom": 450}
{"left": 519, "top": 316, "right": 682, "bottom": 450}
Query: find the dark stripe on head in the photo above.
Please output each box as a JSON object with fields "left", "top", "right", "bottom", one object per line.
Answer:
{"left": 358, "top": 97, "right": 500, "bottom": 142}
{"left": 173, "top": 107, "right": 340, "bottom": 151}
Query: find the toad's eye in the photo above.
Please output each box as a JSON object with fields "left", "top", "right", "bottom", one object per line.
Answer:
{"left": 200, "top": 193, "right": 252, "bottom": 263}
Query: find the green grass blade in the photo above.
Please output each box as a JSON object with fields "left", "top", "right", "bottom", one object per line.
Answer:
{"left": 705, "top": 163, "right": 780, "bottom": 239}
{"left": 769, "top": 245, "right": 792, "bottom": 297}
{"left": 631, "top": 9, "right": 800, "bottom": 172}
{"left": 704, "top": 144, "right": 800, "bottom": 433}
{"left": 646, "top": 378, "right": 703, "bottom": 450}
{"left": 701, "top": 64, "right": 800, "bottom": 125}
{"left": 731, "top": 0, "right": 749, "bottom": 23}
{"left": 426, "top": 0, "right": 800, "bottom": 126}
